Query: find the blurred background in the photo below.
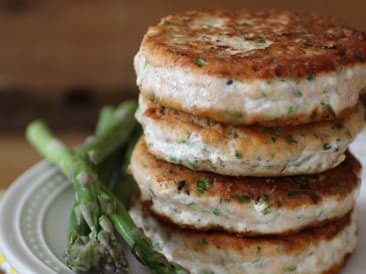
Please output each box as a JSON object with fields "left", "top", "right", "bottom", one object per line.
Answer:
{"left": 1, "top": 0, "right": 366, "bottom": 187}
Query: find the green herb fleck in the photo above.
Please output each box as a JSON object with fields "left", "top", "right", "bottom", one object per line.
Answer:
{"left": 287, "top": 105, "right": 298, "bottom": 114}
{"left": 212, "top": 208, "right": 222, "bottom": 216}
{"left": 206, "top": 119, "right": 214, "bottom": 126}
{"left": 293, "top": 89, "right": 303, "bottom": 97}
{"left": 261, "top": 91, "right": 267, "bottom": 98}
{"left": 307, "top": 74, "right": 316, "bottom": 81}
{"left": 143, "top": 58, "right": 149, "bottom": 69}
{"left": 226, "top": 111, "right": 243, "bottom": 120}
{"left": 256, "top": 36, "right": 267, "bottom": 44}
{"left": 237, "top": 195, "right": 251, "bottom": 203}
{"left": 187, "top": 159, "right": 198, "bottom": 170}
{"left": 197, "top": 178, "right": 211, "bottom": 195}
{"left": 234, "top": 150, "right": 243, "bottom": 159}
{"left": 321, "top": 102, "right": 336, "bottom": 118}
{"left": 152, "top": 241, "right": 161, "bottom": 250}
{"left": 228, "top": 126, "right": 239, "bottom": 138}
{"left": 346, "top": 130, "right": 352, "bottom": 139}
{"left": 169, "top": 156, "right": 180, "bottom": 164}
{"left": 355, "top": 227, "right": 359, "bottom": 237}
{"left": 262, "top": 207, "right": 271, "bottom": 215}
{"left": 256, "top": 246, "right": 262, "bottom": 254}
{"left": 256, "top": 194, "right": 271, "bottom": 215}
{"left": 283, "top": 266, "right": 297, "bottom": 272}
{"left": 323, "top": 143, "right": 331, "bottom": 150}
{"left": 195, "top": 58, "right": 207, "bottom": 67}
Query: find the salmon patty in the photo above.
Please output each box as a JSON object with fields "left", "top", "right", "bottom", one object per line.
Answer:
{"left": 135, "top": 10, "right": 366, "bottom": 126}
{"left": 130, "top": 138, "right": 361, "bottom": 235}
{"left": 137, "top": 95, "right": 364, "bottom": 176}
{"left": 130, "top": 198, "right": 358, "bottom": 274}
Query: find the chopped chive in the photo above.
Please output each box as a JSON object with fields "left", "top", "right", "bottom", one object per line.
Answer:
{"left": 262, "top": 207, "right": 271, "bottom": 215}
{"left": 195, "top": 58, "right": 207, "bottom": 67}
{"left": 283, "top": 266, "right": 297, "bottom": 272}
{"left": 143, "top": 58, "right": 149, "bottom": 69}
{"left": 346, "top": 130, "right": 352, "bottom": 139}
{"left": 197, "top": 178, "right": 211, "bottom": 195}
{"left": 226, "top": 111, "right": 243, "bottom": 120}
{"left": 237, "top": 195, "right": 251, "bottom": 203}
{"left": 323, "top": 143, "right": 331, "bottom": 150}
{"left": 228, "top": 126, "right": 239, "bottom": 138}
{"left": 234, "top": 150, "right": 243, "bottom": 159}
{"left": 287, "top": 105, "right": 297, "bottom": 114}
{"left": 206, "top": 119, "right": 214, "bottom": 126}
{"left": 169, "top": 156, "right": 180, "bottom": 164}
{"left": 307, "top": 74, "right": 316, "bottom": 81}
{"left": 212, "top": 208, "right": 222, "bottom": 216}
{"left": 293, "top": 89, "right": 303, "bottom": 97}
{"left": 261, "top": 91, "right": 267, "bottom": 98}
{"left": 187, "top": 159, "right": 199, "bottom": 170}
{"left": 256, "top": 246, "right": 262, "bottom": 254}
{"left": 256, "top": 36, "right": 266, "bottom": 44}
{"left": 321, "top": 102, "right": 336, "bottom": 117}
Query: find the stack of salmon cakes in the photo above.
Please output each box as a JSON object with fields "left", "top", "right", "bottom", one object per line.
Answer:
{"left": 130, "top": 10, "right": 366, "bottom": 274}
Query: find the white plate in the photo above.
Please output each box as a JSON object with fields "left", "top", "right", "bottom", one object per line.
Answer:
{"left": 1, "top": 129, "right": 366, "bottom": 274}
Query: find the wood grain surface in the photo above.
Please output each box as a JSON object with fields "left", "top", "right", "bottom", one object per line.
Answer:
{"left": 0, "top": 0, "right": 365, "bottom": 92}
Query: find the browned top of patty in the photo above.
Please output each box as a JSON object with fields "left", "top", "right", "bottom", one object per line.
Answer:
{"left": 140, "top": 10, "right": 366, "bottom": 80}
{"left": 133, "top": 138, "right": 361, "bottom": 209}
{"left": 137, "top": 201, "right": 354, "bottom": 255}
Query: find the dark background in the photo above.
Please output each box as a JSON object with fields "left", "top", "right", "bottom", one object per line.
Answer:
{"left": 0, "top": 0, "right": 365, "bottom": 131}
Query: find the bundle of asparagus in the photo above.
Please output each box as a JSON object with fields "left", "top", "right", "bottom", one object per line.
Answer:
{"left": 26, "top": 101, "right": 189, "bottom": 274}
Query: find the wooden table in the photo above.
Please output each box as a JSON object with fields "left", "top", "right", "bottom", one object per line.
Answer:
{"left": 0, "top": 132, "right": 88, "bottom": 190}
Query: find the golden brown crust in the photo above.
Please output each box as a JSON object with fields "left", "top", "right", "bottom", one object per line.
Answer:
{"left": 141, "top": 9, "right": 366, "bottom": 80}
{"left": 142, "top": 95, "right": 362, "bottom": 153}
{"left": 138, "top": 202, "right": 353, "bottom": 255}
{"left": 134, "top": 138, "right": 361, "bottom": 209}
{"left": 321, "top": 253, "right": 351, "bottom": 274}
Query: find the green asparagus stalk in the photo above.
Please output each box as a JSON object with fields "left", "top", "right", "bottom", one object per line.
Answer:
{"left": 111, "top": 125, "right": 142, "bottom": 207}
{"left": 26, "top": 120, "right": 189, "bottom": 273}
{"left": 27, "top": 121, "right": 127, "bottom": 273}
{"left": 80, "top": 100, "right": 138, "bottom": 165}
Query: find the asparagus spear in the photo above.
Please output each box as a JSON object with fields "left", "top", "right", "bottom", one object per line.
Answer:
{"left": 80, "top": 100, "right": 138, "bottom": 165}
{"left": 27, "top": 121, "right": 128, "bottom": 273}
{"left": 26, "top": 121, "right": 189, "bottom": 273}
